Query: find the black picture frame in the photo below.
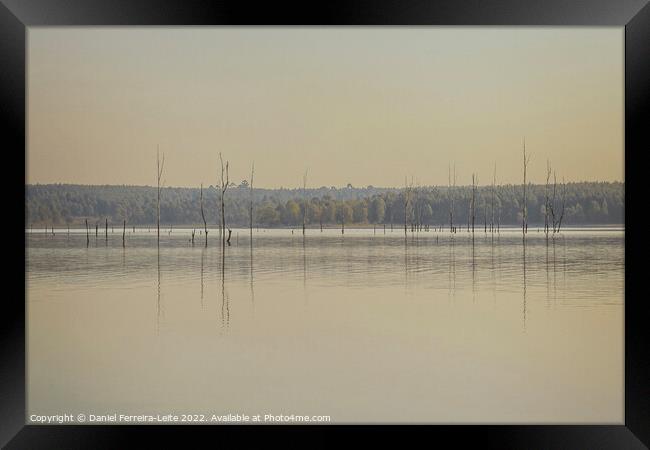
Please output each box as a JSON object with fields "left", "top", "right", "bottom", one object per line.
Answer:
{"left": 2, "top": 0, "right": 648, "bottom": 447}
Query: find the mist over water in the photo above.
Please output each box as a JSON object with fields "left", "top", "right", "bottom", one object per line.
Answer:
{"left": 26, "top": 227, "right": 623, "bottom": 423}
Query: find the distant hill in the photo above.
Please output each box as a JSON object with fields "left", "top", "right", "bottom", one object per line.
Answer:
{"left": 25, "top": 182, "right": 624, "bottom": 228}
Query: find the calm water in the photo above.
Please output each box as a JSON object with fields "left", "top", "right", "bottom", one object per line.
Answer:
{"left": 26, "top": 227, "right": 624, "bottom": 423}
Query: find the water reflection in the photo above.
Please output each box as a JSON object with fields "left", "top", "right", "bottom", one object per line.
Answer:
{"left": 26, "top": 227, "right": 626, "bottom": 423}
{"left": 157, "top": 249, "right": 162, "bottom": 334}
{"left": 201, "top": 246, "right": 206, "bottom": 309}
{"left": 302, "top": 235, "right": 307, "bottom": 289}
{"left": 26, "top": 228, "right": 624, "bottom": 319}
{"left": 221, "top": 242, "right": 230, "bottom": 331}
{"left": 250, "top": 236, "right": 255, "bottom": 311}
{"left": 523, "top": 235, "right": 527, "bottom": 331}
{"left": 471, "top": 234, "right": 476, "bottom": 303}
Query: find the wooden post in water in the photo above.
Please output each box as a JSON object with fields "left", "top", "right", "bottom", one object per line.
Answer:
{"left": 95, "top": 223, "right": 98, "bottom": 238}
{"left": 85, "top": 219, "right": 89, "bottom": 246}
{"left": 122, "top": 220, "right": 126, "bottom": 247}
{"left": 105, "top": 218, "right": 108, "bottom": 241}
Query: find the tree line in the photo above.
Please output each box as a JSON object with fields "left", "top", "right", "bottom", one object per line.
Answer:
{"left": 26, "top": 181, "right": 623, "bottom": 229}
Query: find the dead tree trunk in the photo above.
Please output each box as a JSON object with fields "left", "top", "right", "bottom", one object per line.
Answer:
{"left": 157, "top": 146, "right": 165, "bottom": 246}
{"left": 522, "top": 138, "right": 531, "bottom": 236}
{"left": 471, "top": 173, "right": 477, "bottom": 234}
{"left": 467, "top": 192, "right": 474, "bottom": 233}
{"left": 484, "top": 199, "right": 487, "bottom": 233}
{"left": 545, "top": 160, "right": 550, "bottom": 236}
{"left": 250, "top": 162, "right": 255, "bottom": 241}
{"left": 491, "top": 163, "right": 496, "bottom": 233}
{"left": 219, "top": 152, "right": 230, "bottom": 249}
{"left": 404, "top": 177, "right": 412, "bottom": 239}
{"left": 302, "top": 169, "right": 308, "bottom": 235}
{"left": 200, "top": 183, "right": 208, "bottom": 247}
{"left": 551, "top": 171, "right": 558, "bottom": 233}
{"left": 448, "top": 164, "right": 454, "bottom": 233}
{"left": 557, "top": 177, "right": 566, "bottom": 233}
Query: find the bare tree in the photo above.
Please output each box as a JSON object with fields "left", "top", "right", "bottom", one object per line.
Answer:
{"left": 250, "top": 162, "right": 255, "bottom": 240}
{"left": 471, "top": 173, "right": 477, "bottom": 234}
{"left": 483, "top": 196, "right": 487, "bottom": 233}
{"left": 448, "top": 164, "right": 456, "bottom": 233}
{"left": 302, "top": 168, "right": 308, "bottom": 235}
{"left": 557, "top": 177, "right": 567, "bottom": 233}
{"left": 412, "top": 182, "right": 419, "bottom": 232}
{"left": 219, "top": 152, "right": 230, "bottom": 247}
{"left": 467, "top": 192, "right": 474, "bottom": 233}
{"left": 550, "top": 171, "right": 557, "bottom": 234}
{"left": 494, "top": 167, "right": 500, "bottom": 234}
{"left": 545, "top": 160, "right": 551, "bottom": 237}
{"left": 404, "top": 176, "right": 413, "bottom": 239}
{"left": 200, "top": 183, "right": 208, "bottom": 247}
{"left": 157, "top": 146, "right": 165, "bottom": 246}
{"left": 491, "top": 163, "right": 496, "bottom": 234}
{"left": 522, "top": 138, "right": 531, "bottom": 236}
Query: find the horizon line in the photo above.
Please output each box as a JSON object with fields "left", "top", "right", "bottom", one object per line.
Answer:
{"left": 25, "top": 179, "right": 626, "bottom": 190}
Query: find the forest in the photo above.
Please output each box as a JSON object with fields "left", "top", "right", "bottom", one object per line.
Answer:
{"left": 26, "top": 181, "right": 623, "bottom": 229}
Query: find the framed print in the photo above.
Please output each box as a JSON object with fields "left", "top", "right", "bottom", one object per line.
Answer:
{"left": 2, "top": 0, "right": 649, "bottom": 447}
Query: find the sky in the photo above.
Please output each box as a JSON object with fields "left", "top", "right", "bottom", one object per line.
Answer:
{"left": 27, "top": 27, "right": 624, "bottom": 188}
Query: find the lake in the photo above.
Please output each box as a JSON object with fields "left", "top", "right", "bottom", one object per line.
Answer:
{"left": 26, "top": 227, "right": 624, "bottom": 423}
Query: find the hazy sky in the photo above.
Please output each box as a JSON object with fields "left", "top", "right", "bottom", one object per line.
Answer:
{"left": 27, "top": 27, "right": 623, "bottom": 188}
